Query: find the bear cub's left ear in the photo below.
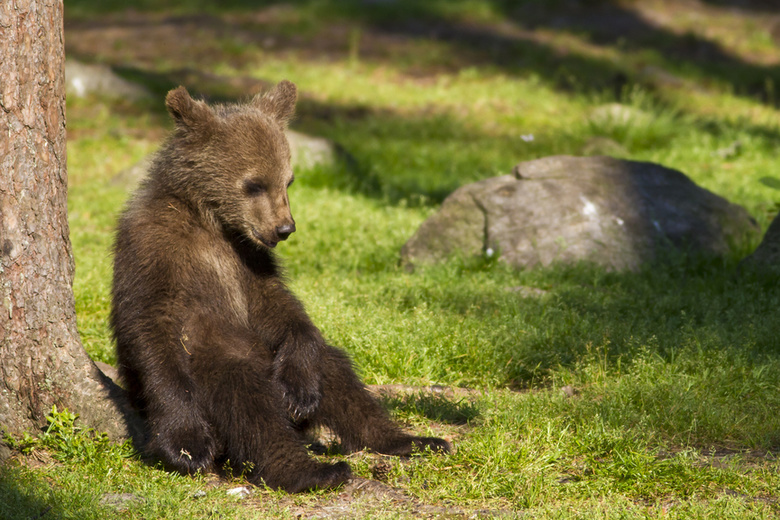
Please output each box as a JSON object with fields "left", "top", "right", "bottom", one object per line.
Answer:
{"left": 165, "top": 86, "right": 216, "bottom": 131}
{"left": 254, "top": 80, "right": 297, "bottom": 127}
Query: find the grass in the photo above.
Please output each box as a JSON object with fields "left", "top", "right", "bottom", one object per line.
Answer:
{"left": 3, "top": 0, "right": 780, "bottom": 518}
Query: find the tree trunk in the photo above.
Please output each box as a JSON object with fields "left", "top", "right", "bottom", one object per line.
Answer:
{"left": 0, "top": 0, "right": 135, "bottom": 446}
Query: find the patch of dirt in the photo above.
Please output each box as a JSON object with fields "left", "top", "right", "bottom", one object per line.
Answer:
{"left": 656, "top": 446, "right": 780, "bottom": 472}
{"left": 245, "top": 476, "right": 514, "bottom": 519}
{"left": 6, "top": 449, "right": 59, "bottom": 471}
{"left": 65, "top": 13, "right": 257, "bottom": 71}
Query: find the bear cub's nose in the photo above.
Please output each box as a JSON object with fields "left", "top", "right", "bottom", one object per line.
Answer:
{"left": 276, "top": 223, "right": 296, "bottom": 241}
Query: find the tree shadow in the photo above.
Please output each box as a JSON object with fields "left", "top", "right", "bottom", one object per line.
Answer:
{"left": 62, "top": 1, "right": 780, "bottom": 210}
{"left": 64, "top": 1, "right": 780, "bottom": 105}
{"left": 699, "top": 0, "right": 780, "bottom": 11}
{"left": 356, "top": 1, "right": 780, "bottom": 104}
{"left": 68, "top": 57, "right": 780, "bottom": 210}
{"left": 412, "top": 253, "right": 779, "bottom": 381}
{"left": 380, "top": 391, "right": 481, "bottom": 426}
{"left": 0, "top": 465, "right": 63, "bottom": 520}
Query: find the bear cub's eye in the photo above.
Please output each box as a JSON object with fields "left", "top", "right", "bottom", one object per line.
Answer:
{"left": 244, "top": 180, "right": 266, "bottom": 196}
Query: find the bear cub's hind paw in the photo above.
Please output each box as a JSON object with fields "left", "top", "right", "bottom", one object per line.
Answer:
{"left": 413, "top": 436, "right": 452, "bottom": 454}
{"left": 376, "top": 435, "right": 452, "bottom": 457}
{"left": 259, "top": 460, "right": 352, "bottom": 493}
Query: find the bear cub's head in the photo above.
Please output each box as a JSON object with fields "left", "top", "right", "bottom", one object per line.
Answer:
{"left": 162, "top": 81, "right": 299, "bottom": 249}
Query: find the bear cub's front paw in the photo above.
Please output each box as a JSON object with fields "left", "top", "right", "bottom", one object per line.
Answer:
{"left": 276, "top": 364, "right": 322, "bottom": 420}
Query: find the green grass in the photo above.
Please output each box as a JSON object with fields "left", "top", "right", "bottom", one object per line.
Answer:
{"left": 4, "top": 0, "right": 780, "bottom": 518}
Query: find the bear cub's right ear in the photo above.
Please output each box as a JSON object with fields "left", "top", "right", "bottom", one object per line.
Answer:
{"left": 253, "top": 80, "right": 297, "bottom": 127}
{"left": 165, "top": 86, "right": 215, "bottom": 130}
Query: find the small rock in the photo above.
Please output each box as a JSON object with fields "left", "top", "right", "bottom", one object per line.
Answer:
{"left": 285, "top": 130, "right": 341, "bottom": 172}
{"left": 505, "top": 286, "right": 549, "bottom": 298}
{"left": 100, "top": 493, "right": 146, "bottom": 512}
{"left": 561, "top": 385, "right": 578, "bottom": 398}
{"left": 226, "top": 486, "right": 252, "bottom": 498}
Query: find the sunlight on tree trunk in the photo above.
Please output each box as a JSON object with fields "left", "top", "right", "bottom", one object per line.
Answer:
{"left": 0, "top": 0, "right": 134, "bottom": 448}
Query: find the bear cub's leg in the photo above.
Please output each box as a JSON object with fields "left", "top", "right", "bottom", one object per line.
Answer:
{"left": 118, "top": 358, "right": 219, "bottom": 476}
{"left": 305, "top": 346, "right": 452, "bottom": 456}
{"left": 199, "top": 355, "right": 352, "bottom": 492}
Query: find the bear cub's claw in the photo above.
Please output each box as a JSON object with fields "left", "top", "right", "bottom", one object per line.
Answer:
{"left": 282, "top": 382, "right": 321, "bottom": 420}
{"left": 276, "top": 365, "right": 322, "bottom": 420}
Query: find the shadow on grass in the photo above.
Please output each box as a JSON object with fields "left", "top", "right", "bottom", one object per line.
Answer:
{"left": 371, "top": 1, "right": 780, "bottom": 103}
{"left": 62, "top": 0, "right": 780, "bottom": 209}
{"left": 67, "top": 61, "right": 566, "bottom": 204}
{"left": 0, "top": 467, "right": 50, "bottom": 520}
{"left": 74, "top": 59, "right": 780, "bottom": 212}
{"left": 0, "top": 464, "right": 102, "bottom": 520}
{"left": 65, "top": 0, "right": 780, "bottom": 106}
{"left": 415, "top": 254, "right": 780, "bottom": 382}
{"left": 394, "top": 253, "right": 780, "bottom": 449}
{"left": 381, "top": 392, "right": 481, "bottom": 426}
{"left": 700, "top": 0, "right": 780, "bottom": 11}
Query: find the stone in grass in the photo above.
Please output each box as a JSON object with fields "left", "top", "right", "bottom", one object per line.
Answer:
{"left": 401, "top": 155, "right": 759, "bottom": 272}
{"left": 285, "top": 129, "right": 341, "bottom": 173}
{"left": 65, "top": 60, "right": 151, "bottom": 101}
{"left": 226, "top": 486, "right": 253, "bottom": 499}
{"left": 100, "top": 493, "right": 146, "bottom": 512}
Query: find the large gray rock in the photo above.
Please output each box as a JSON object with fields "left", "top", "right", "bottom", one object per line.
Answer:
{"left": 401, "top": 155, "right": 759, "bottom": 271}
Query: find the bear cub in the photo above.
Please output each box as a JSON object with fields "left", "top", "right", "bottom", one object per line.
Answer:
{"left": 111, "top": 81, "right": 450, "bottom": 493}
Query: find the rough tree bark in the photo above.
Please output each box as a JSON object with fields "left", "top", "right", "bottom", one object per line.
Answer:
{"left": 0, "top": 0, "right": 134, "bottom": 449}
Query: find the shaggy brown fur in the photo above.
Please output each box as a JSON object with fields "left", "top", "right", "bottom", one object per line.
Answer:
{"left": 110, "top": 81, "right": 450, "bottom": 493}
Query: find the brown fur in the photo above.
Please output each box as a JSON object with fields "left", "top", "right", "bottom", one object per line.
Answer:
{"left": 110, "top": 82, "right": 450, "bottom": 493}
